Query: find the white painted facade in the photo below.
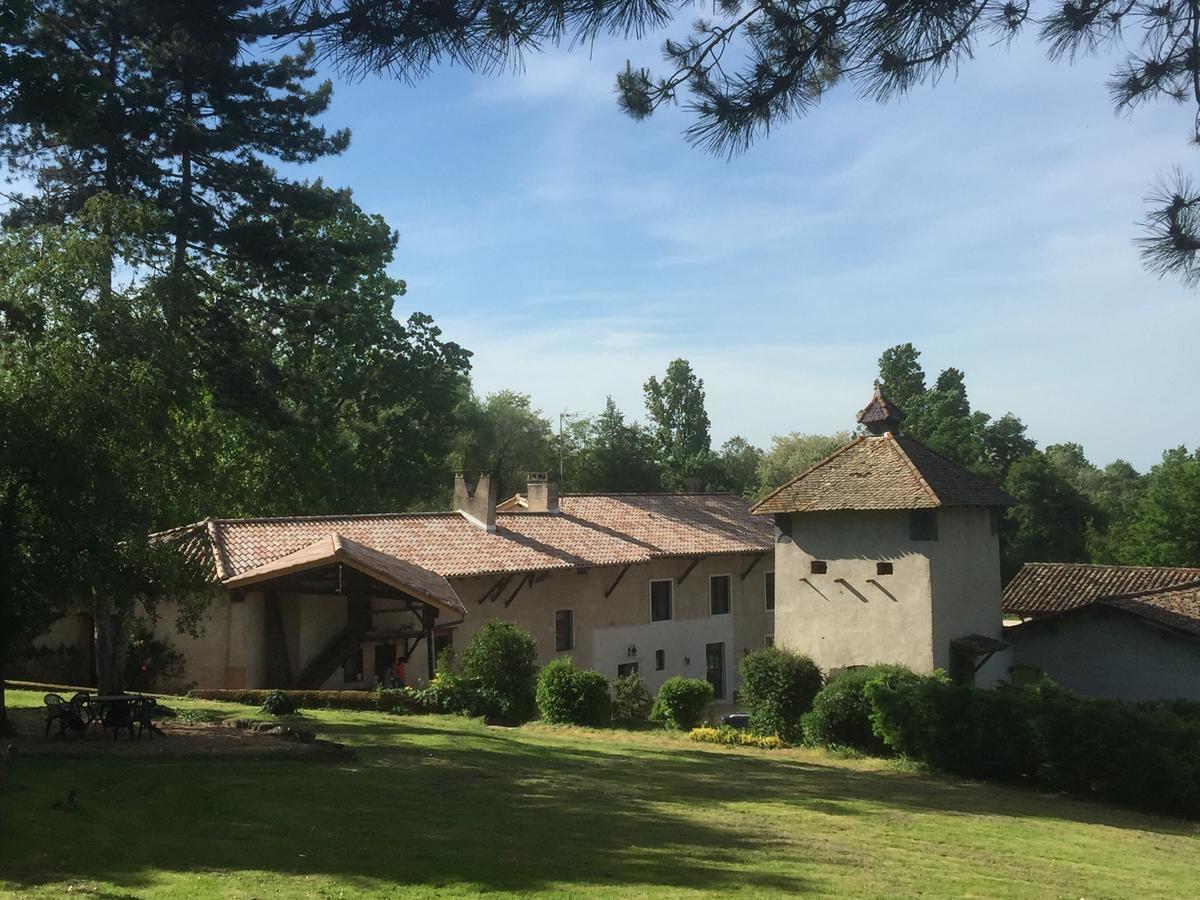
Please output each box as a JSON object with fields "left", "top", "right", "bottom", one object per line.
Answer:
{"left": 773, "top": 506, "right": 1005, "bottom": 683}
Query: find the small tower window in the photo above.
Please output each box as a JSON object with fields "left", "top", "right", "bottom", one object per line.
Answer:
{"left": 810, "top": 560, "right": 828, "bottom": 575}
{"left": 909, "top": 509, "right": 938, "bottom": 541}
{"left": 876, "top": 562, "right": 894, "bottom": 576}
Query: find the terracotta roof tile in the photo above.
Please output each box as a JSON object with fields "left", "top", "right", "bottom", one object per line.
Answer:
{"left": 170, "top": 493, "right": 772, "bottom": 583}
{"left": 1003, "top": 562, "right": 1200, "bottom": 616}
{"left": 751, "top": 434, "right": 1012, "bottom": 514}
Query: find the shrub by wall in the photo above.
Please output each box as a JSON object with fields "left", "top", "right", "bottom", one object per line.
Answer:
{"left": 612, "top": 673, "right": 653, "bottom": 722}
{"left": 650, "top": 677, "right": 714, "bottom": 730}
{"left": 864, "top": 673, "right": 1200, "bottom": 818}
{"left": 460, "top": 621, "right": 539, "bottom": 725}
{"left": 737, "top": 647, "right": 823, "bottom": 743}
{"left": 536, "top": 658, "right": 611, "bottom": 726}
{"left": 801, "top": 664, "right": 912, "bottom": 754}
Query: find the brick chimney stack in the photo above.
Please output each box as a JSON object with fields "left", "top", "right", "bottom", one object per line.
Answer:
{"left": 525, "top": 472, "right": 559, "bottom": 514}
{"left": 453, "top": 472, "right": 497, "bottom": 531}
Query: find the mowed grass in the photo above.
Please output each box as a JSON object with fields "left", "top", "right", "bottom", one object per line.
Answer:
{"left": 1, "top": 690, "right": 1198, "bottom": 898}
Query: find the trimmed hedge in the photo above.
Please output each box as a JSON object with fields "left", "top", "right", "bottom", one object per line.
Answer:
{"left": 536, "top": 658, "right": 611, "bottom": 726}
{"left": 864, "top": 673, "right": 1200, "bottom": 818}
{"left": 801, "top": 664, "right": 912, "bottom": 754}
{"left": 188, "top": 688, "right": 428, "bottom": 714}
{"left": 738, "top": 647, "right": 822, "bottom": 743}
{"left": 650, "top": 677, "right": 714, "bottom": 730}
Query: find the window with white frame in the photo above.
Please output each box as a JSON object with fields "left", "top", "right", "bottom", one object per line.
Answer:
{"left": 650, "top": 579, "right": 673, "bottom": 622}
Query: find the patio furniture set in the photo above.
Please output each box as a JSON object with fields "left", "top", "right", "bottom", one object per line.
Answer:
{"left": 43, "top": 692, "right": 159, "bottom": 741}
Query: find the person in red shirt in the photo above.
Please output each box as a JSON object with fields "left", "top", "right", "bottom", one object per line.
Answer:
{"left": 393, "top": 659, "right": 406, "bottom": 688}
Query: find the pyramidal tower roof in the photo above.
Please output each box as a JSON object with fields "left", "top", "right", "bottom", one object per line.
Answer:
{"left": 856, "top": 382, "right": 904, "bottom": 435}
{"left": 751, "top": 388, "right": 1012, "bottom": 515}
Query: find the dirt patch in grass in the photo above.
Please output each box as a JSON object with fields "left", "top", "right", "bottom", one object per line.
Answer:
{"left": 5, "top": 707, "right": 351, "bottom": 762}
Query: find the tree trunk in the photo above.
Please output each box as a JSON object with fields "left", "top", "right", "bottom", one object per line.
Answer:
{"left": 94, "top": 609, "right": 129, "bottom": 695}
{"left": 0, "top": 664, "right": 11, "bottom": 737}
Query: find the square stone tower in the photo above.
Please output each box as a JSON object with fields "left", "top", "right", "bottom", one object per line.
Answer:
{"left": 751, "top": 387, "right": 1013, "bottom": 683}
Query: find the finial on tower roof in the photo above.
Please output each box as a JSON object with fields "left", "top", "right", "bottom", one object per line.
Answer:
{"left": 857, "top": 384, "right": 904, "bottom": 435}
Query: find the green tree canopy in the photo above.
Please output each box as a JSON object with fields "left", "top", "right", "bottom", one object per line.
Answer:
{"left": 563, "top": 397, "right": 662, "bottom": 493}
{"left": 755, "top": 431, "right": 851, "bottom": 500}
{"left": 453, "top": 391, "right": 555, "bottom": 502}
{"left": 643, "top": 358, "right": 713, "bottom": 490}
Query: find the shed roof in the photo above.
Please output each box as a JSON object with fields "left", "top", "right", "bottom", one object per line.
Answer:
{"left": 1002, "top": 562, "right": 1200, "bottom": 616}
{"left": 751, "top": 433, "right": 1012, "bottom": 515}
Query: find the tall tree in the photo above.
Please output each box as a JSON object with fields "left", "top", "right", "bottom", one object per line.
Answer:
{"left": 1001, "top": 451, "right": 1096, "bottom": 580}
{"left": 564, "top": 397, "right": 662, "bottom": 493}
{"left": 454, "top": 391, "right": 555, "bottom": 502}
{"left": 643, "top": 358, "right": 713, "bottom": 490}
{"left": 712, "top": 436, "right": 763, "bottom": 498}
{"left": 1121, "top": 447, "right": 1200, "bottom": 567}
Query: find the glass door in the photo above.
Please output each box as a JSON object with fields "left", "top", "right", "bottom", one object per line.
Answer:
{"left": 705, "top": 642, "right": 725, "bottom": 700}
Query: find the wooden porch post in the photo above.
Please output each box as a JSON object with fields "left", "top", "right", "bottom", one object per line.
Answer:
{"left": 424, "top": 606, "right": 437, "bottom": 680}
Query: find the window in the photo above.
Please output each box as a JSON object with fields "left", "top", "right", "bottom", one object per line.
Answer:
{"left": 342, "top": 647, "right": 364, "bottom": 683}
{"left": 709, "top": 574, "right": 731, "bottom": 616}
{"left": 764, "top": 634, "right": 774, "bottom": 648}
{"left": 876, "top": 561, "right": 894, "bottom": 576}
{"left": 650, "top": 579, "right": 673, "bottom": 622}
{"left": 810, "top": 560, "right": 827, "bottom": 575}
{"left": 910, "top": 509, "right": 938, "bottom": 541}
{"left": 655, "top": 649, "right": 665, "bottom": 671}
{"left": 555, "top": 609, "right": 573, "bottom": 652}
{"left": 617, "top": 662, "right": 639, "bottom": 678}
{"left": 434, "top": 631, "right": 454, "bottom": 656}
{"left": 705, "top": 642, "right": 726, "bottom": 700}
{"left": 764, "top": 571, "right": 775, "bottom": 610}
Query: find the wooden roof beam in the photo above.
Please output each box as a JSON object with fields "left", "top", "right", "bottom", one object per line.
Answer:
{"left": 604, "top": 564, "right": 632, "bottom": 598}
{"left": 677, "top": 557, "right": 705, "bottom": 585}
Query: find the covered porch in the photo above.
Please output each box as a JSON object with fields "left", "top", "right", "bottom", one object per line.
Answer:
{"left": 221, "top": 533, "right": 466, "bottom": 690}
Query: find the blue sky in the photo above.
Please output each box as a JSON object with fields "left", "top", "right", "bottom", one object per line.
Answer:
{"left": 299, "top": 26, "right": 1196, "bottom": 472}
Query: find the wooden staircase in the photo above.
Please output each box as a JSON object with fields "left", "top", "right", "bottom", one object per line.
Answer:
{"left": 295, "top": 597, "right": 371, "bottom": 690}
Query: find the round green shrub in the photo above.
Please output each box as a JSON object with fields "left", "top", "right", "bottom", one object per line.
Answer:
{"left": 460, "top": 620, "right": 538, "bottom": 725}
{"left": 738, "top": 647, "right": 822, "bottom": 743}
{"left": 536, "top": 658, "right": 611, "bottom": 726}
{"left": 261, "top": 688, "right": 298, "bottom": 716}
{"left": 612, "top": 672, "right": 653, "bottom": 722}
{"left": 650, "top": 676, "right": 714, "bottom": 730}
{"left": 801, "top": 664, "right": 911, "bottom": 753}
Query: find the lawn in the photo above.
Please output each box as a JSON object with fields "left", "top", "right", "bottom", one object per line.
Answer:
{"left": 0, "top": 689, "right": 1197, "bottom": 899}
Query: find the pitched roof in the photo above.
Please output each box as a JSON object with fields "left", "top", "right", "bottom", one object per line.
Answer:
{"left": 751, "top": 433, "right": 1012, "bottom": 515}
{"left": 170, "top": 493, "right": 772, "bottom": 585}
{"left": 222, "top": 533, "right": 465, "bottom": 616}
{"left": 1002, "top": 562, "right": 1200, "bottom": 616}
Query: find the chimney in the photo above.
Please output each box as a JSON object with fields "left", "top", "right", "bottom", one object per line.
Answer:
{"left": 526, "top": 472, "right": 560, "bottom": 514}
{"left": 453, "top": 471, "right": 496, "bottom": 531}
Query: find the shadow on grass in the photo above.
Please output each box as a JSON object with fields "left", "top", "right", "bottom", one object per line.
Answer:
{"left": 1, "top": 712, "right": 1196, "bottom": 895}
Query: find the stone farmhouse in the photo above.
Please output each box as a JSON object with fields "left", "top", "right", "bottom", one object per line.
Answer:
{"left": 32, "top": 475, "right": 776, "bottom": 699}
{"left": 1003, "top": 562, "right": 1200, "bottom": 701}
{"left": 751, "top": 389, "right": 1013, "bottom": 685}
